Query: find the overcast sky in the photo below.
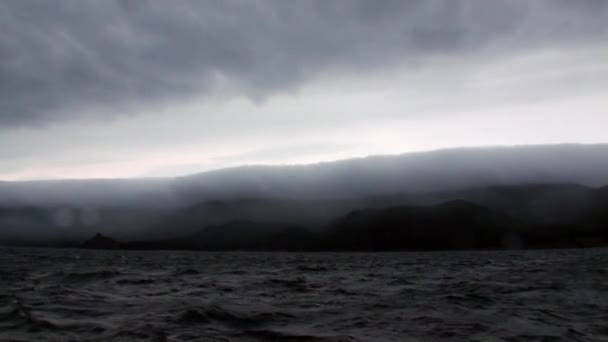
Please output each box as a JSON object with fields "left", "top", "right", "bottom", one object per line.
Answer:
{"left": 1, "top": 0, "right": 607, "bottom": 180}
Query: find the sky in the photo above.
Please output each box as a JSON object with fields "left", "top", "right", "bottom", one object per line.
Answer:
{"left": 1, "top": 0, "right": 607, "bottom": 181}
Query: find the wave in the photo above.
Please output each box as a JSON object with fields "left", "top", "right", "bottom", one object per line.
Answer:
{"left": 175, "top": 304, "right": 294, "bottom": 328}
{"left": 241, "top": 329, "right": 362, "bottom": 341}
{"left": 0, "top": 299, "right": 107, "bottom": 334}
{"left": 60, "top": 269, "right": 124, "bottom": 284}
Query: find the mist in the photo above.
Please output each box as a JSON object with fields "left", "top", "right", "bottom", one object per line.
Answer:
{"left": 1, "top": 143, "right": 607, "bottom": 248}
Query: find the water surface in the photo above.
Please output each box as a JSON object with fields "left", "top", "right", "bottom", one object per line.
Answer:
{"left": 1, "top": 248, "right": 607, "bottom": 341}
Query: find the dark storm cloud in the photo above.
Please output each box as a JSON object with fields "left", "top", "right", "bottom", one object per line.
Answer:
{"left": 1, "top": 0, "right": 606, "bottom": 127}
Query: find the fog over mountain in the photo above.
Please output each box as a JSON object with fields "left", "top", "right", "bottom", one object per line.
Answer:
{"left": 1, "top": 144, "right": 608, "bottom": 249}
{"left": 0, "top": 144, "right": 607, "bottom": 207}
{"left": 0, "top": 1, "right": 607, "bottom": 250}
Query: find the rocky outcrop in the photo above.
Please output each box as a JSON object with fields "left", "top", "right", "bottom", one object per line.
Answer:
{"left": 81, "top": 233, "right": 121, "bottom": 249}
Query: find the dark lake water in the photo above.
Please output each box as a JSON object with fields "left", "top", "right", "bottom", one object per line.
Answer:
{"left": 1, "top": 247, "right": 607, "bottom": 341}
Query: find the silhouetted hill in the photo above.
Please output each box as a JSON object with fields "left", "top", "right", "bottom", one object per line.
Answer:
{"left": 3, "top": 181, "right": 608, "bottom": 251}
{"left": 142, "top": 183, "right": 603, "bottom": 242}
{"left": 573, "top": 186, "right": 608, "bottom": 240}
{"left": 3, "top": 144, "right": 608, "bottom": 246}
{"left": 322, "top": 189, "right": 608, "bottom": 251}
{"left": 188, "top": 221, "right": 317, "bottom": 251}
{"left": 323, "top": 200, "right": 517, "bottom": 251}
{"left": 125, "top": 220, "right": 319, "bottom": 251}
{"left": 447, "top": 184, "right": 596, "bottom": 225}
{"left": 146, "top": 198, "right": 341, "bottom": 239}
{"left": 81, "top": 233, "right": 121, "bottom": 249}
{"left": 116, "top": 189, "right": 608, "bottom": 251}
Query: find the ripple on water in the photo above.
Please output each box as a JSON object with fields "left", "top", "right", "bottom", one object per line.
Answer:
{"left": 0, "top": 248, "right": 606, "bottom": 341}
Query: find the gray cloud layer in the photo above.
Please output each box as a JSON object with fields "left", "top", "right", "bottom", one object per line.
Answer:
{"left": 1, "top": 0, "right": 607, "bottom": 127}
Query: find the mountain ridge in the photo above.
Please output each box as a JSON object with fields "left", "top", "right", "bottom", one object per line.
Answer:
{"left": 1, "top": 144, "right": 608, "bottom": 248}
{"left": 84, "top": 187, "right": 608, "bottom": 251}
